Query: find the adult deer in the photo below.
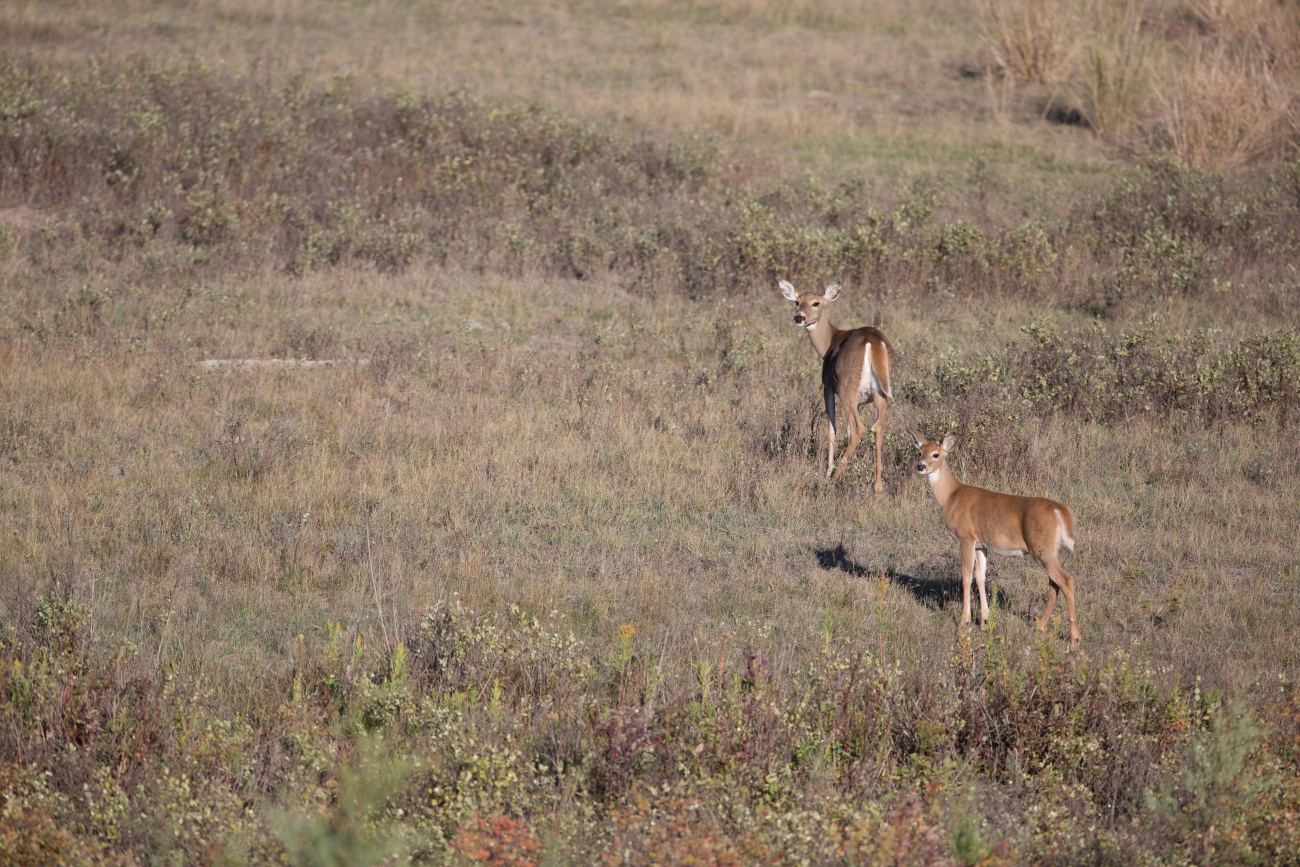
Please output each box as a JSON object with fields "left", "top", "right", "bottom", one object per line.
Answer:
{"left": 779, "top": 280, "right": 894, "bottom": 491}
{"left": 908, "top": 431, "right": 1081, "bottom": 649}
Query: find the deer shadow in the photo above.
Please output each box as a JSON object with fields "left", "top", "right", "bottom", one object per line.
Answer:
{"left": 815, "top": 544, "right": 1011, "bottom": 614}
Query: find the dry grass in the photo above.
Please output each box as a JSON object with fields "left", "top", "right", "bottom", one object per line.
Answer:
{"left": 0, "top": 0, "right": 1110, "bottom": 185}
{"left": 3, "top": 252, "right": 1300, "bottom": 861}
{"left": 967, "top": 0, "right": 1300, "bottom": 164}
{"left": 979, "top": 0, "right": 1078, "bottom": 84}
{"left": 2, "top": 1, "right": 1300, "bottom": 863}
{"left": 1144, "top": 0, "right": 1300, "bottom": 164}
{"left": 5, "top": 0, "right": 1296, "bottom": 169}
{"left": 1, "top": 260, "right": 1297, "bottom": 704}
{"left": 1077, "top": 0, "right": 1152, "bottom": 137}
{"left": 1151, "top": 0, "right": 1300, "bottom": 169}
{"left": 1155, "top": 45, "right": 1287, "bottom": 168}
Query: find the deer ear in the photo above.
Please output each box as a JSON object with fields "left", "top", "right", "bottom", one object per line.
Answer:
{"left": 779, "top": 280, "right": 799, "bottom": 301}
{"left": 941, "top": 434, "right": 957, "bottom": 453}
{"left": 907, "top": 429, "right": 923, "bottom": 451}
{"left": 823, "top": 282, "right": 841, "bottom": 302}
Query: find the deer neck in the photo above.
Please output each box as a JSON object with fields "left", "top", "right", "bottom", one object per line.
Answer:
{"left": 803, "top": 315, "right": 839, "bottom": 359}
{"left": 925, "top": 462, "right": 963, "bottom": 510}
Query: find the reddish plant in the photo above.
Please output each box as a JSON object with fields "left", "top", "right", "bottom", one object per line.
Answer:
{"left": 450, "top": 814, "right": 540, "bottom": 867}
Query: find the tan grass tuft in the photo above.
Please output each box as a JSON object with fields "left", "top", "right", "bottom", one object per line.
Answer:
{"left": 980, "top": 0, "right": 1079, "bottom": 84}
{"left": 1146, "top": 0, "right": 1300, "bottom": 167}
{"left": 1155, "top": 39, "right": 1297, "bottom": 168}
{"left": 1077, "top": 0, "right": 1153, "bottom": 137}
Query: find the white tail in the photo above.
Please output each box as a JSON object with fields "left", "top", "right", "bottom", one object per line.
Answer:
{"left": 909, "top": 431, "right": 1082, "bottom": 649}
{"left": 779, "top": 279, "right": 895, "bottom": 492}
{"left": 1055, "top": 508, "right": 1075, "bottom": 552}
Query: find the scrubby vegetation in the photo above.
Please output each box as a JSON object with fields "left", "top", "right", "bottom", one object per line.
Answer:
{"left": 2, "top": 0, "right": 1300, "bottom": 864}
{"left": 5, "top": 597, "right": 1300, "bottom": 865}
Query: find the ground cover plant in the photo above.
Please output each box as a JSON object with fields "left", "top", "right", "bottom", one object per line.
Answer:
{"left": 2, "top": 1, "right": 1300, "bottom": 865}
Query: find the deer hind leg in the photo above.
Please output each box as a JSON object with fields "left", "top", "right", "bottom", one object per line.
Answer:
{"left": 824, "top": 385, "right": 837, "bottom": 478}
{"left": 1047, "top": 556, "right": 1081, "bottom": 650}
{"left": 870, "top": 391, "right": 888, "bottom": 493}
{"left": 832, "top": 398, "right": 865, "bottom": 480}
{"left": 1036, "top": 579, "right": 1059, "bottom": 634}
{"left": 974, "top": 549, "right": 990, "bottom": 627}
{"left": 1036, "top": 552, "right": 1080, "bottom": 650}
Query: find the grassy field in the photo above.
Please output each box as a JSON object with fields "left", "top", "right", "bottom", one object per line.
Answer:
{"left": 2, "top": 1, "right": 1300, "bottom": 865}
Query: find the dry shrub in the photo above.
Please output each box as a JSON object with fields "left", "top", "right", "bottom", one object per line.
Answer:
{"left": 923, "top": 316, "right": 1300, "bottom": 429}
{"left": 0, "top": 806, "right": 120, "bottom": 867}
{"left": 980, "top": 0, "right": 1079, "bottom": 84}
{"left": 1077, "top": 0, "right": 1153, "bottom": 136}
{"left": 6, "top": 56, "right": 1300, "bottom": 306}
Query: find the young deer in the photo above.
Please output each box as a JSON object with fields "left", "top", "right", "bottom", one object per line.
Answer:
{"left": 779, "top": 280, "right": 894, "bottom": 492}
{"left": 908, "top": 431, "right": 1081, "bottom": 649}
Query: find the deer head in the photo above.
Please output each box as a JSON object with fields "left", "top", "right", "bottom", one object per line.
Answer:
{"left": 779, "top": 280, "right": 840, "bottom": 331}
{"left": 908, "top": 430, "right": 957, "bottom": 477}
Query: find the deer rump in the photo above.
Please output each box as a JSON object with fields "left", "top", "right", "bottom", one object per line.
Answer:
{"left": 821, "top": 327, "right": 893, "bottom": 407}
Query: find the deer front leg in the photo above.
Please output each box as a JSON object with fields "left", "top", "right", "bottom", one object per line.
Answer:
{"left": 960, "top": 541, "right": 977, "bottom": 627}
{"left": 974, "top": 549, "right": 990, "bottom": 627}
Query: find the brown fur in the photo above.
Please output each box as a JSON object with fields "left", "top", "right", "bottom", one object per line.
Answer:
{"left": 780, "top": 280, "right": 895, "bottom": 492}
{"left": 909, "top": 431, "right": 1081, "bottom": 649}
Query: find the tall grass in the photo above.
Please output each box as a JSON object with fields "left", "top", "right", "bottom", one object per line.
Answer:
{"left": 979, "top": 0, "right": 1078, "bottom": 84}
{"left": 975, "top": 0, "right": 1300, "bottom": 165}
{"left": 1077, "top": 0, "right": 1152, "bottom": 137}
{"left": 1147, "top": 0, "right": 1300, "bottom": 165}
{"left": 1154, "top": 37, "right": 1299, "bottom": 169}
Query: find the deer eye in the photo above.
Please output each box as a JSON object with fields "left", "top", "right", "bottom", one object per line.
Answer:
{"left": 931, "top": 453, "right": 939, "bottom": 459}
{"left": 811, "top": 302, "right": 820, "bottom": 307}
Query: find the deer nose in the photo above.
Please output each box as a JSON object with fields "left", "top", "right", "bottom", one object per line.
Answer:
{"left": 915, "top": 462, "right": 926, "bottom": 472}
{"left": 793, "top": 314, "right": 805, "bottom": 324}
